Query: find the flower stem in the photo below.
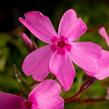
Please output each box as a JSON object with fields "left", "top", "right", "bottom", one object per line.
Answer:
{"left": 13, "top": 64, "right": 31, "bottom": 97}
{"left": 64, "top": 96, "right": 107, "bottom": 104}
{"left": 64, "top": 77, "right": 96, "bottom": 103}
{"left": 78, "top": 97, "right": 106, "bottom": 104}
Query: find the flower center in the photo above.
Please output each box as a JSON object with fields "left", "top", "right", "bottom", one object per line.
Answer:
{"left": 57, "top": 40, "right": 66, "bottom": 48}
{"left": 51, "top": 36, "right": 71, "bottom": 55}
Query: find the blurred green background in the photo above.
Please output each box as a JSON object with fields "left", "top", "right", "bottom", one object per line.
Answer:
{"left": 0, "top": 0, "right": 109, "bottom": 108}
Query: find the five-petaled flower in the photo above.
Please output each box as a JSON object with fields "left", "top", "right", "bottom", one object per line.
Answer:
{"left": 19, "top": 9, "right": 103, "bottom": 91}
{"left": 0, "top": 80, "right": 64, "bottom": 109}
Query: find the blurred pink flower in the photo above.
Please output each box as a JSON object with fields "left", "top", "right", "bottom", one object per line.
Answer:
{"left": 19, "top": 9, "right": 102, "bottom": 91}
{"left": 92, "top": 27, "right": 109, "bottom": 80}
{"left": 0, "top": 93, "right": 24, "bottom": 109}
{"left": 0, "top": 80, "right": 64, "bottom": 109}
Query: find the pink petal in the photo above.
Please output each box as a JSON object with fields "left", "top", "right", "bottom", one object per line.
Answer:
{"left": 70, "top": 42, "right": 102, "bottom": 75}
{"left": 58, "top": 9, "right": 87, "bottom": 41}
{"left": 22, "top": 45, "right": 53, "bottom": 81}
{"left": 68, "top": 18, "right": 87, "bottom": 41}
{"left": 0, "top": 93, "right": 25, "bottom": 109}
{"left": 95, "top": 50, "right": 109, "bottom": 80}
{"left": 99, "top": 27, "right": 109, "bottom": 46}
{"left": 49, "top": 52, "right": 76, "bottom": 91}
{"left": 29, "top": 79, "right": 64, "bottom": 109}
{"left": 19, "top": 11, "right": 57, "bottom": 44}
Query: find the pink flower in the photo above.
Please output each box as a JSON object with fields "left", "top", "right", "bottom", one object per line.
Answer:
{"left": 0, "top": 80, "right": 64, "bottom": 109}
{"left": 93, "top": 27, "right": 109, "bottom": 80}
{"left": 0, "top": 92, "right": 24, "bottom": 109}
{"left": 19, "top": 9, "right": 102, "bottom": 91}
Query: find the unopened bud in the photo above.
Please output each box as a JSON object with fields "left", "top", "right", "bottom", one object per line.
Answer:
{"left": 19, "top": 32, "right": 36, "bottom": 51}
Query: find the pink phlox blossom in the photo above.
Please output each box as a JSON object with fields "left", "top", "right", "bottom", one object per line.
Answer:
{"left": 19, "top": 9, "right": 103, "bottom": 91}
{"left": 0, "top": 80, "right": 64, "bottom": 109}
{"left": 92, "top": 27, "right": 109, "bottom": 80}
